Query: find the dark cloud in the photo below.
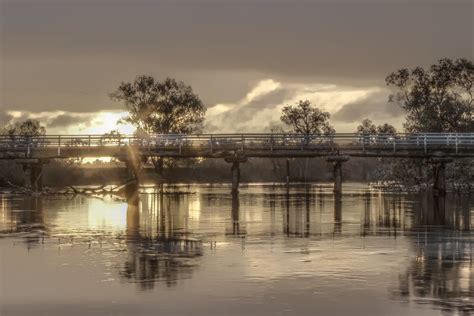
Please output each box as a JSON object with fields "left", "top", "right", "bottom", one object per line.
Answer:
{"left": 47, "top": 113, "right": 93, "bottom": 128}
{"left": 0, "top": 112, "right": 14, "bottom": 127}
{"left": 205, "top": 85, "right": 295, "bottom": 132}
{"left": 247, "top": 88, "right": 296, "bottom": 110}
{"left": 1, "top": 0, "right": 471, "bottom": 114}
{"left": 332, "top": 90, "right": 404, "bottom": 123}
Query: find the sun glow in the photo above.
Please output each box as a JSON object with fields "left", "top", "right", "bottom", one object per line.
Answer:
{"left": 75, "top": 112, "right": 136, "bottom": 135}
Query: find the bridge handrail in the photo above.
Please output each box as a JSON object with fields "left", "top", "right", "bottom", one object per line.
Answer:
{"left": 0, "top": 133, "right": 473, "bottom": 152}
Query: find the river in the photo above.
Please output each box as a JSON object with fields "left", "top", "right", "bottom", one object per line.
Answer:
{"left": 1, "top": 183, "right": 472, "bottom": 315}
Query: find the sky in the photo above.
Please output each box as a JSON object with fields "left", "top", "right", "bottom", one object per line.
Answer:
{"left": 1, "top": 0, "right": 472, "bottom": 134}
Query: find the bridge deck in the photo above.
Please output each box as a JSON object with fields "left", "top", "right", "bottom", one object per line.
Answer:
{"left": 1, "top": 133, "right": 473, "bottom": 160}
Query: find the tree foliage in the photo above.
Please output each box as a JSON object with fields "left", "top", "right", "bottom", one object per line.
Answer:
{"left": 356, "top": 119, "right": 397, "bottom": 135}
{"left": 376, "top": 123, "right": 397, "bottom": 135}
{"left": 356, "top": 119, "right": 377, "bottom": 135}
{"left": 111, "top": 75, "right": 206, "bottom": 135}
{"left": 386, "top": 58, "right": 473, "bottom": 132}
{"left": 280, "top": 100, "right": 334, "bottom": 135}
{"left": 3, "top": 119, "right": 46, "bottom": 137}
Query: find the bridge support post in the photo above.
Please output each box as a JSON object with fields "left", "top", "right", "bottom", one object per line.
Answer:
{"left": 327, "top": 156, "right": 349, "bottom": 194}
{"left": 225, "top": 155, "right": 247, "bottom": 192}
{"left": 231, "top": 162, "right": 240, "bottom": 192}
{"left": 17, "top": 159, "right": 47, "bottom": 192}
{"left": 119, "top": 147, "right": 145, "bottom": 204}
{"left": 427, "top": 157, "right": 452, "bottom": 196}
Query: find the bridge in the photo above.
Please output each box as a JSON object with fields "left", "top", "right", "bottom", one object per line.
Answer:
{"left": 1, "top": 133, "right": 473, "bottom": 194}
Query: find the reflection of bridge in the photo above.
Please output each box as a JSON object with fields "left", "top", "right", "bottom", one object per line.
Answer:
{"left": 1, "top": 133, "right": 473, "bottom": 193}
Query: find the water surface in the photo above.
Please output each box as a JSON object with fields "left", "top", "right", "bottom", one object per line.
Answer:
{"left": 1, "top": 183, "right": 473, "bottom": 316}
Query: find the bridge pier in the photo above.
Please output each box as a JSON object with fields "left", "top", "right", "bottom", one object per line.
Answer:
{"left": 231, "top": 162, "right": 240, "bottom": 192}
{"left": 119, "top": 147, "right": 146, "bottom": 203}
{"left": 327, "top": 156, "right": 349, "bottom": 194}
{"left": 17, "top": 159, "right": 47, "bottom": 192}
{"left": 225, "top": 156, "right": 247, "bottom": 192}
{"left": 427, "top": 157, "right": 453, "bottom": 196}
{"left": 286, "top": 158, "right": 290, "bottom": 187}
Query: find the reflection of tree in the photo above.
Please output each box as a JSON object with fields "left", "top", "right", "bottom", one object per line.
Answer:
{"left": 361, "top": 192, "right": 405, "bottom": 237}
{"left": 394, "top": 232, "right": 473, "bottom": 314}
{"left": 334, "top": 195, "right": 342, "bottom": 235}
{"left": 393, "top": 194, "right": 473, "bottom": 314}
{"left": 0, "top": 196, "right": 47, "bottom": 249}
{"left": 120, "top": 192, "right": 202, "bottom": 291}
{"left": 225, "top": 192, "right": 246, "bottom": 236}
{"left": 283, "top": 191, "right": 311, "bottom": 237}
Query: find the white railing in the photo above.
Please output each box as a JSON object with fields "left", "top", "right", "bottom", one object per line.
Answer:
{"left": 0, "top": 133, "right": 473, "bottom": 155}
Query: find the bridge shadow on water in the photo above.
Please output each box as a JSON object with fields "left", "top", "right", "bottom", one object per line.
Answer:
{"left": 0, "top": 185, "right": 472, "bottom": 313}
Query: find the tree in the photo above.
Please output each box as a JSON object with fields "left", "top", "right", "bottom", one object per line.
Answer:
{"left": 280, "top": 100, "right": 334, "bottom": 135}
{"left": 280, "top": 100, "right": 334, "bottom": 183}
{"left": 102, "top": 130, "right": 122, "bottom": 145}
{"left": 377, "top": 123, "right": 397, "bottom": 135}
{"left": 110, "top": 75, "right": 206, "bottom": 135}
{"left": 385, "top": 58, "right": 474, "bottom": 191}
{"left": 386, "top": 58, "right": 473, "bottom": 133}
{"left": 354, "top": 119, "right": 398, "bottom": 182}
{"left": 356, "top": 119, "right": 377, "bottom": 135}
{"left": 355, "top": 119, "right": 397, "bottom": 143}
{"left": 110, "top": 75, "right": 206, "bottom": 178}
{"left": 5, "top": 119, "right": 46, "bottom": 137}
{"left": 0, "top": 120, "right": 47, "bottom": 185}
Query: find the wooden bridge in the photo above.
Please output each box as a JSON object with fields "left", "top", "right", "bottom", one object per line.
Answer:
{"left": 1, "top": 133, "right": 473, "bottom": 194}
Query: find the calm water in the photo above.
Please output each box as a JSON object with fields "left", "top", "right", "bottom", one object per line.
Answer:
{"left": 0, "top": 183, "right": 473, "bottom": 316}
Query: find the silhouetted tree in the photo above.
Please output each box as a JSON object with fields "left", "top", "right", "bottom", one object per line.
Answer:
{"left": 101, "top": 129, "right": 122, "bottom": 145}
{"left": 5, "top": 119, "right": 46, "bottom": 137}
{"left": 386, "top": 58, "right": 473, "bottom": 190}
{"left": 0, "top": 120, "right": 47, "bottom": 185}
{"left": 110, "top": 75, "right": 206, "bottom": 135}
{"left": 386, "top": 58, "right": 473, "bottom": 132}
{"left": 356, "top": 119, "right": 377, "bottom": 135}
{"left": 111, "top": 75, "right": 206, "bottom": 176}
{"left": 280, "top": 100, "right": 334, "bottom": 135}
{"left": 376, "top": 123, "right": 397, "bottom": 135}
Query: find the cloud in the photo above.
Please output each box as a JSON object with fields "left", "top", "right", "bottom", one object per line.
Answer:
{"left": 1, "top": 110, "right": 134, "bottom": 134}
{"left": 205, "top": 79, "right": 295, "bottom": 133}
{"left": 47, "top": 113, "right": 94, "bottom": 128}
{"left": 0, "top": 112, "right": 14, "bottom": 126}
{"left": 2, "top": 0, "right": 471, "bottom": 113}
{"left": 332, "top": 89, "right": 404, "bottom": 123}
{"left": 204, "top": 79, "right": 402, "bottom": 133}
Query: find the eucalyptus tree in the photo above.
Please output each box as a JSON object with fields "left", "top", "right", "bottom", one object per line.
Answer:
{"left": 386, "top": 58, "right": 473, "bottom": 133}
{"left": 111, "top": 75, "right": 206, "bottom": 176}
{"left": 280, "top": 100, "right": 335, "bottom": 182}
{"left": 5, "top": 119, "right": 46, "bottom": 137}
{"left": 280, "top": 100, "right": 334, "bottom": 135}
{"left": 111, "top": 75, "right": 206, "bottom": 135}
{"left": 385, "top": 58, "right": 473, "bottom": 190}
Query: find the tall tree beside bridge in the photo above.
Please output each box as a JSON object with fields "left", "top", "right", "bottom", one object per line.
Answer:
{"left": 353, "top": 119, "right": 401, "bottom": 183}
{"left": 111, "top": 75, "right": 206, "bottom": 134}
{"left": 4, "top": 119, "right": 46, "bottom": 138}
{"left": 280, "top": 100, "right": 334, "bottom": 182}
{"left": 110, "top": 75, "right": 206, "bottom": 177}
{"left": 0, "top": 120, "right": 47, "bottom": 186}
{"left": 386, "top": 58, "right": 473, "bottom": 189}
{"left": 386, "top": 58, "right": 473, "bottom": 133}
{"left": 355, "top": 118, "right": 397, "bottom": 136}
{"left": 280, "top": 100, "right": 335, "bottom": 135}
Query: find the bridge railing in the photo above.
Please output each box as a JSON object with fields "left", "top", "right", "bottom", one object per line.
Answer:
{"left": 0, "top": 133, "right": 473, "bottom": 154}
